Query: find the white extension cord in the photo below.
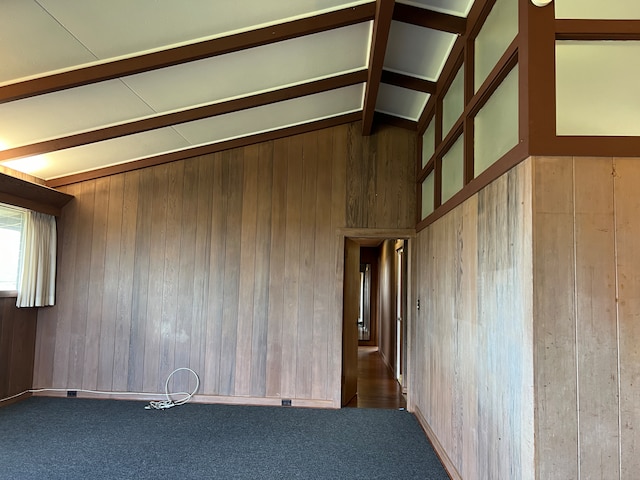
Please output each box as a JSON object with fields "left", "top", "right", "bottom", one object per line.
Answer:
{"left": 145, "top": 367, "right": 200, "bottom": 410}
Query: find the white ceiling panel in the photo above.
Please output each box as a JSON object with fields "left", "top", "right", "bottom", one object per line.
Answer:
{"left": 3, "top": 127, "right": 191, "bottom": 180}
{"left": 36, "top": 0, "right": 371, "bottom": 60}
{"left": 123, "top": 23, "right": 372, "bottom": 112}
{"left": 376, "top": 84, "right": 430, "bottom": 121}
{"left": 384, "top": 22, "right": 457, "bottom": 81}
{"left": 0, "top": 80, "right": 157, "bottom": 148}
{"left": 396, "top": 0, "right": 474, "bottom": 17}
{"left": 0, "top": 0, "right": 96, "bottom": 84}
{"left": 174, "top": 84, "right": 364, "bottom": 144}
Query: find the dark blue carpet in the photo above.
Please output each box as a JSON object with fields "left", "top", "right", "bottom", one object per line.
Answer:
{"left": 0, "top": 397, "right": 449, "bottom": 479}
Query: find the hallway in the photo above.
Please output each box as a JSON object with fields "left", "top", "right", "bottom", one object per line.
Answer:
{"left": 346, "top": 346, "right": 406, "bottom": 409}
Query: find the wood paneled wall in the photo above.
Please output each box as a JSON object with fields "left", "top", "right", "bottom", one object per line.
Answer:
{"left": 377, "top": 239, "right": 398, "bottom": 374}
{"left": 0, "top": 297, "right": 37, "bottom": 405}
{"left": 33, "top": 122, "right": 416, "bottom": 407}
{"left": 411, "top": 155, "right": 640, "bottom": 479}
{"left": 412, "top": 159, "right": 535, "bottom": 479}
{"left": 533, "top": 156, "right": 640, "bottom": 479}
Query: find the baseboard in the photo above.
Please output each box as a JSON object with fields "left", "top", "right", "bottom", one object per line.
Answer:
{"left": 0, "top": 390, "right": 32, "bottom": 408}
{"left": 32, "top": 389, "right": 336, "bottom": 409}
{"left": 413, "top": 405, "right": 462, "bottom": 480}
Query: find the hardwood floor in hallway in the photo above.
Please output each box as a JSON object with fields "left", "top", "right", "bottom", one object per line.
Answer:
{"left": 346, "top": 346, "right": 406, "bottom": 409}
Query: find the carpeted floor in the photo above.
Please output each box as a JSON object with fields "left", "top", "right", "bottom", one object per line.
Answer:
{"left": 0, "top": 397, "right": 449, "bottom": 479}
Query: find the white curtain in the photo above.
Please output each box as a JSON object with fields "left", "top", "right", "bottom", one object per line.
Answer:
{"left": 16, "top": 211, "right": 57, "bottom": 307}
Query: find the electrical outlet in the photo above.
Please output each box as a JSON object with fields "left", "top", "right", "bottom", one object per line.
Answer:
{"left": 67, "top": 390, "right": 77, "bottom": 397}
{"left": 281, "top": 399, "right": 292, "bottom": 407}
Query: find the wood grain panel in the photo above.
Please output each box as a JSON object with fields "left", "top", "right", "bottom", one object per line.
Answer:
{"left": 0, "top": 297, "right": 37, "bottom": 404}
{"left": 412, "top": 159, "right": 534, "bottom": 480}
{"left": 573, "top": 157, "right": 619, "bottom": 477}
{"left": 614, "top": 157, "right": 640, "bottom": 479}
{"left": 32, "top": 121, "right": 416, "bottom": 407}
{"left": 532, "top": 157, "right": 579, "bottom": 480}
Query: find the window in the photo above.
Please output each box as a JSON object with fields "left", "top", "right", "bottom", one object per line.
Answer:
{"left": 0, "top": 204, "right": 25, "bottom": 291}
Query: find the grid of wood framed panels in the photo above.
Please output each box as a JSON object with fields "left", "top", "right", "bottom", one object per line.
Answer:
{"left": 417, "top": 0, "right": 523, "bottom": 228}
{"left": 416, "top": 0, "right": 640, "bottom": 229}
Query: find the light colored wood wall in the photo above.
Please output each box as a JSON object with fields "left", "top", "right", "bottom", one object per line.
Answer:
{"left": 411, "top": 155, "right": 640, "bottom": 479}
{"left": 533, "top": 156, "right": 640, "bottom": 480}
{"left": 411, "top": 159, "right": 535, "bottom": 479}
{"left": 33, "top": 122, "right": 416, "bottom": 407}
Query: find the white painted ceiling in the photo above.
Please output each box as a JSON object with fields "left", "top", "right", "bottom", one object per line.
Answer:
{"left": 0, "top": 0, "right": 474, "bottom": 181}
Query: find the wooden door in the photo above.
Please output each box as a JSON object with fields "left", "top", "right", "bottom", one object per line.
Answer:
{"left": 342, "top": 238, "right": 360, "bottom": 406}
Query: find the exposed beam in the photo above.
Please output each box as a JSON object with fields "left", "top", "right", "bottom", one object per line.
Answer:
{"left": 45, "top": 113, "right": 362, "bottom": 188}
{"left": 374, "top": 112, "right": 417, "bottom": 131}
{"left": 556, "top": 19, "right": 640, "bottom": 40}
{"left": 362, "top": 0, "right": 396, "bottom": 135}
{"left": 0, "top": 4, "right": 375, "bottom": 104}
{"left": 0, "top": 70, "right": 367, "bottom": 162}
{"left": 381, "top": 70, "right": 436, "bottom": 93}
{"left": 393, "top": 4, "right": 466, "bottom": 35}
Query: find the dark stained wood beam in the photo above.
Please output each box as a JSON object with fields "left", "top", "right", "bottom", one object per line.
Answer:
{"left": 0, "top": 70, "right": 367, "bottom": 162}
{"left": 381, "top": 69, "right": 436, "bottom": 93}
{"left": 393, "top": 4, "right": 466, "bottom": 35}
{"left": 362, "top": 0, "right": 396, "bottom": 135}
{"left": 0, "top": 4, "right": 375, "bottom": 104}
{"left": 374, "top": 112, "right": 417, "bottom": 131}
{"left": 556, "top": 19, "right": 640, "bottom": 40}
{"left": 45, "top": 112, "right": 362, "bottom": 188}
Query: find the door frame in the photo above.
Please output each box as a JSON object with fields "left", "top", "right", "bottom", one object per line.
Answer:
{"left": 337, "top": 228, "right": 416, "bottom": 410}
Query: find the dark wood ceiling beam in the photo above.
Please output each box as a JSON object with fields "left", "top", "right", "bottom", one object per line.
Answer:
{"left": 374, "top": 112, "right": 417, "bottom": 131}
{"left": 393, "top": 4, "right": 466, "bottom": 35}
{"left": 0, "top": 70, "right": 367, "bottom": 162}
{"left": 362, "top": 0, "right": 396, "bottom": 135}
{"left": 381, "top": 70, "right": 436, "bottom": 93}
{"left": 0, "top": 4, "right": 375, "bottom": 105}
{"left": 45, "top": 112, "right": 362, "bottom": 188}
{"left": 556, "top": 19, "right": 640, "bottom": 40}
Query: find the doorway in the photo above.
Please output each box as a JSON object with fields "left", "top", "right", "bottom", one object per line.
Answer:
{"left": 342, "top": 235, "right": 409, "bottom": 409}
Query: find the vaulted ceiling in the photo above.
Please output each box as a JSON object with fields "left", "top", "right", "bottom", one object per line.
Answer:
{"left": 0, "top": 0, "right": 474, "bottom": 183}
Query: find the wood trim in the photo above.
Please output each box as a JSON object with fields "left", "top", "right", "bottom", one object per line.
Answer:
{"left": 519, "top": 0, "right": 556, "bottom": 154}
{"left": 413, "top": 405, "right": 463, "bottom": 480}
{"left": 46, "top": 113, "right": 361, "bottom": 187}
{"left": 556, "top": 19, "right": 640, "bottom": 40}
{"left": 544, "top": 137, "right": 640, "bottom": 157}
{"left": 362, "top": 0, "right": 396, "bottom": 135}
{"left": 416, "top": 141, "right": 527, "bottom": 231}
{"left": 393, "top": 3, "right": 467, "bottom": 35}
{"left": 381, "top": 70, "right": 436, "bottom": 94}
{"left": 0, "top": 172, "right": 73, "bottom": 215}
{"left": 0, "top": 4, "right": 376, "bottom": 104}
{"left": 32, "top": 390, "right": 336, "bottom": 408}
{"left": 0, "top": 70, "right": 367, "bottom": 162}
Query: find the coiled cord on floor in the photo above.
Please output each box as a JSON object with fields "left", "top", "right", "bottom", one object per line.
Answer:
{"left": 145, "top": 368, "right": 200, "bottom": 410}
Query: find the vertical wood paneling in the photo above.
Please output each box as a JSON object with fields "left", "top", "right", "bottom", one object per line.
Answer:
{"left": 143, "top": 165, "right": 168, "bottom": 392}
{"left": 532, "top": 157, "right": 579, "bottom": 480}
{"left": 0, "top": 297, "right": 37, "bottom": 402}
{"left": 614, "top": 157, "right": 640, "bottom": 479}
{"left": 265, "top": 139, "right": 287, "bottom": 398}
{"left": 97, "top": 174, "right": 124, "bottom": 391}
{"left": 68, "top": 181, "right": 95, "bottom": 388}
{"left": 574, "top": 157, "right": 619, "bottom": 477}
{"left": 296, "top": 131, "right": 318, "bottom": 399}
{"left": 83, "top": 177, "right": 109, "bottom": 390}
{"left": 413, "top": 160, "right": 534, "bottom": 480}
{"left": 219, "top": 149, "right": 243, "bottom": 395}
{"left": 281, "top": 135, "right": 303, "bottom": 399}
{"left": 33, "top": 121, "right": 416, "bottom": 408}
{"left": 250, "top": 142, "right": 273, "bottom": 397}
{"left": 113, "top": 170, "right": 139, "bottom": 391}
{"left": 312, "top": 127, "right": 333, "bottom": 400}
{"left": 235, "top": 145, "right": 258, "bottom": 396}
